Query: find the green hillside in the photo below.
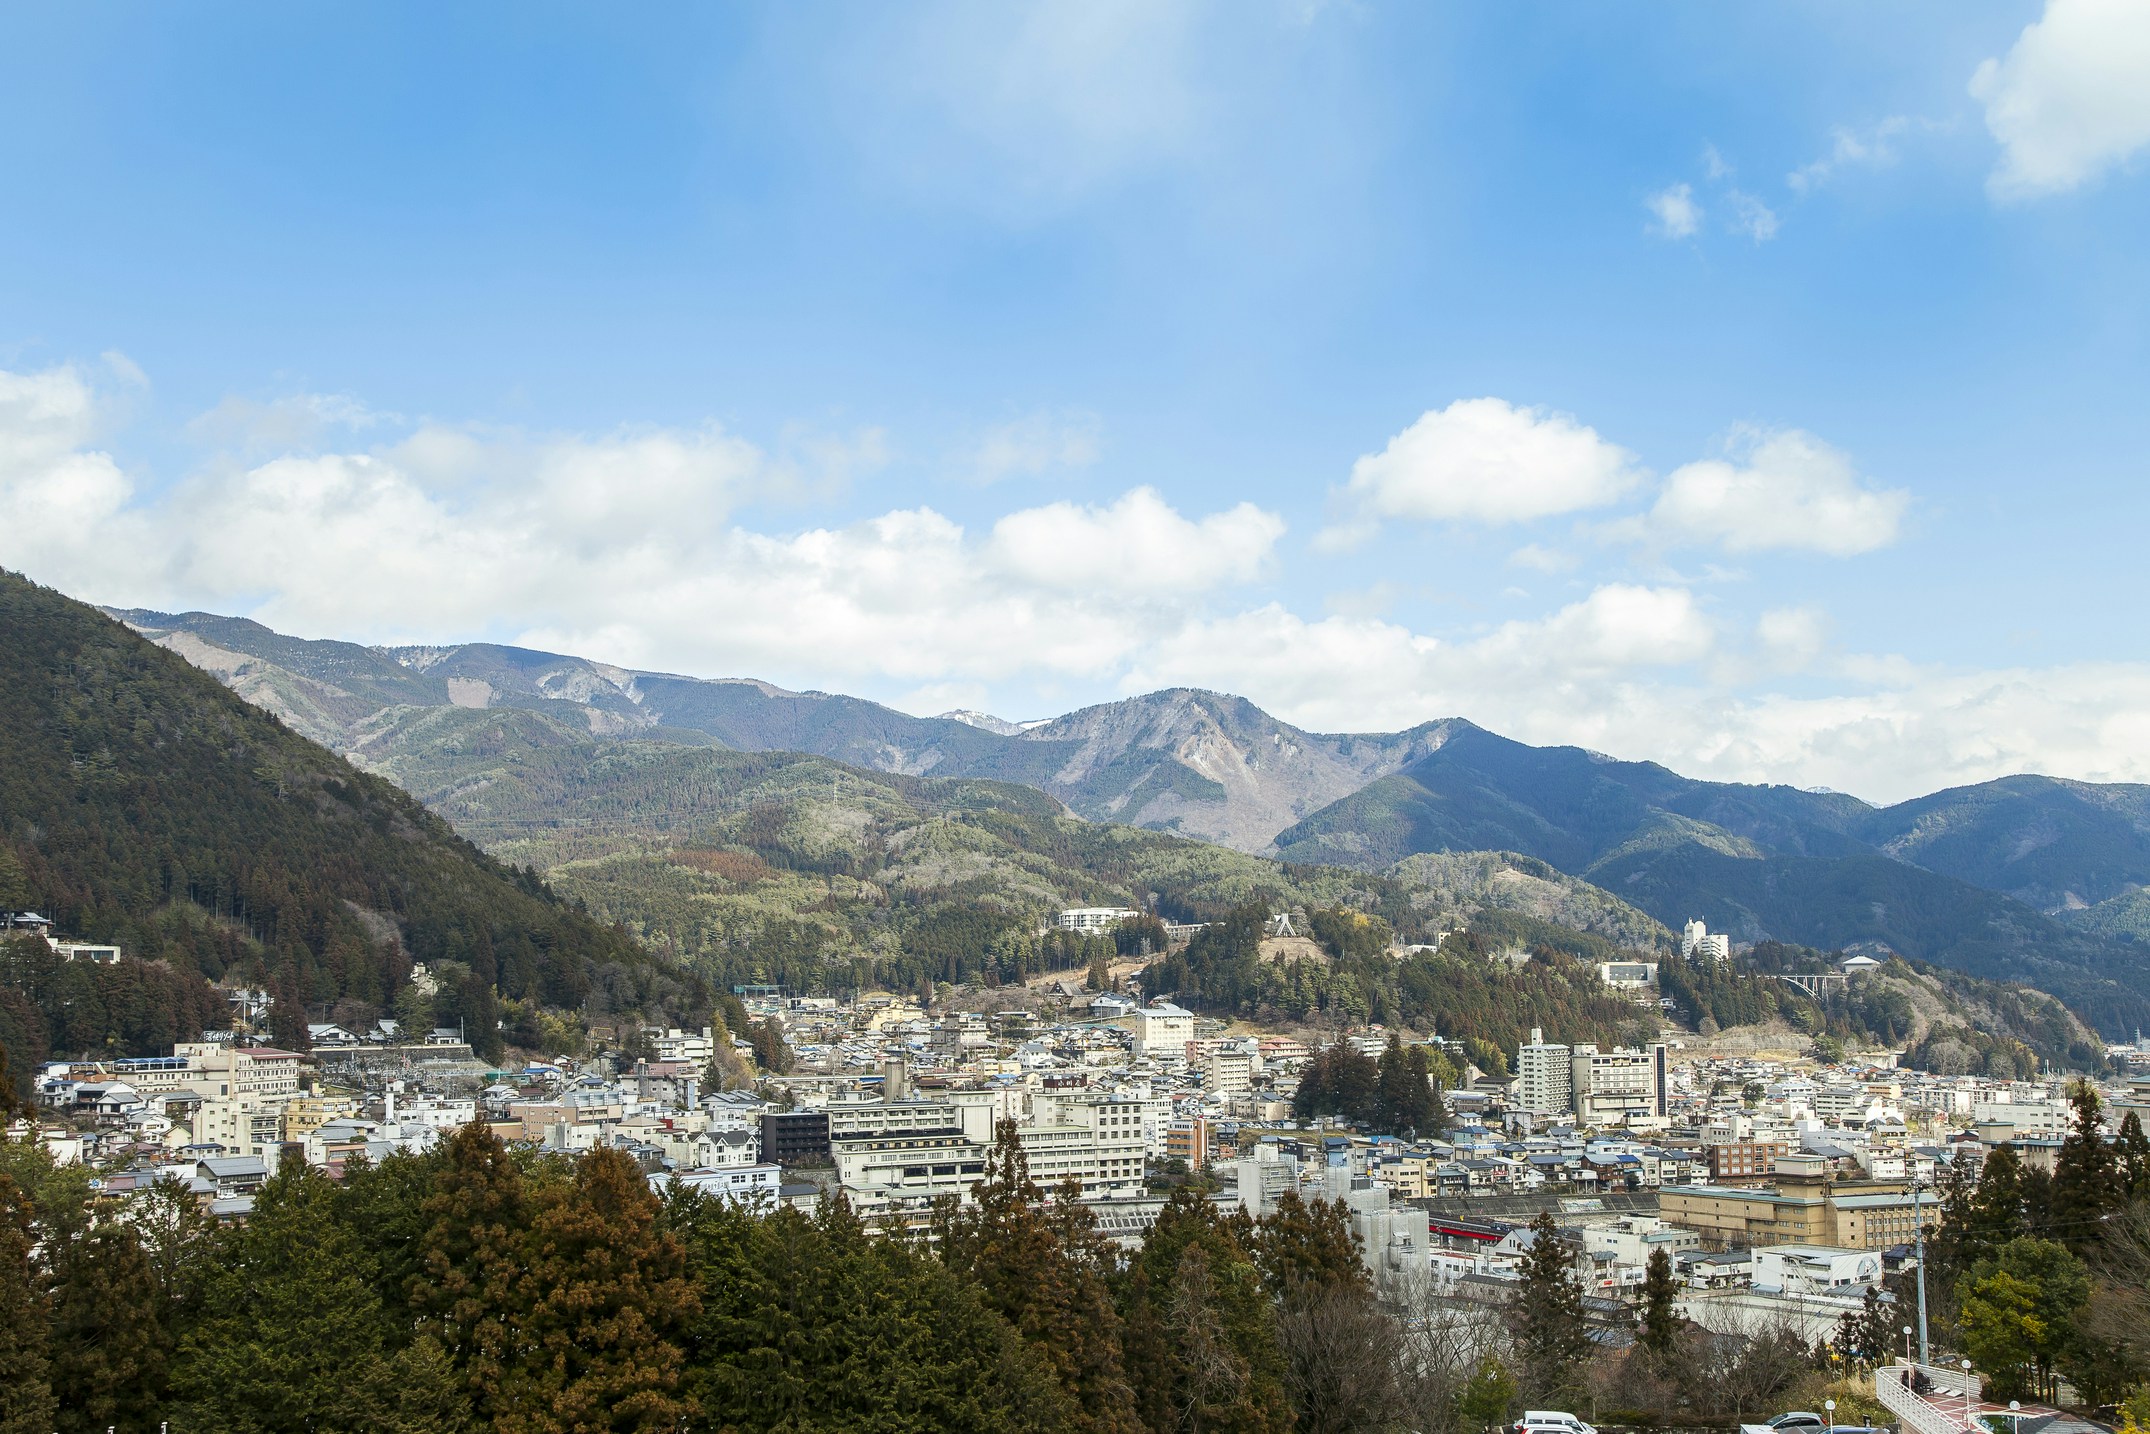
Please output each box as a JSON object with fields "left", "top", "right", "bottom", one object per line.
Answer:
{"left": 1274, "top": 727, "right": 2150, "bottom": 1035}
{"left": 1859, "top": 773, "right": 2150, "bottom": 909}
{"left": 335, "top": 703, "right": 1418, "bottom": 996}
{"left": 0, "top": 571, "right": 700, "bottom": 1067}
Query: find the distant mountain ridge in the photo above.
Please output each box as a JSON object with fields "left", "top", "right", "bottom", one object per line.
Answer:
{"left": 111, "top": 609, "right": 1464, "bottom": 851}
{"left": 110, "top": 605, "right": 2150, "bottom": 1034}
{"left": 1274, "top": 726, "right": 2150, "bottom": 1032}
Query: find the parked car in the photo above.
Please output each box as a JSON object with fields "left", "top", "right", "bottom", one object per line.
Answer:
{"left": 1514, "top": 1412, "right": 1597, "bottom": 1434}
{"left": 1740, "top": 1412, "right": 1827, "bottom": 1434}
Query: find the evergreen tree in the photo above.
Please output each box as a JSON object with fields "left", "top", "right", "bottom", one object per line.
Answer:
{"left": 415, "top": 1122, "right": 532, "bottom": 1424}
{"left": 1252, "top": 1190, "right": 1365, "bottom": 1302}
{"left": 2051, "top": 1082, "right": 2122, "bottom": 1253}
{"left": 674, "top": 1191, "right": 1069, "bottom": 1432}
{"left": 174, "top": 1162, "right": 469, "bottom": 1433}
{"left": 1832, "top": 1286, "right": 1895, "bottom": 1367}
{"left": 1637, "top": 1246, "right": 1679, "bottom": 1357}
{"left": 1374, "top": 1034, "right": 1443, "bottom": 1136}
{"left": 128, "top": 1175, "right": 217, "bottom": 1318}
{"left": 0, "top": 844, "right": 27, "bottom": 916}
{"left": 1506, "top": 1211, "right": 1590, "bottom": 1402}
{"left": 45, "top": 1210, "right": 168, "bottom": 1434}
{"left": 1292, "top": 1041, "right": 1380, "bottom": 1125}
{"left": 1123, "top": 1187, "right": 1290, "bottom": 1432}
{"left": 1959, "top": 1237, "right": 2090, "bottom": 1403}
{"left": 941, "top": 1122, "right": 1140, "bottom": 1434}
{"left": 0, "top": 1172, "right": 55, "bottom": 1434}
{"left": 2118, "top": 1111, "right": 2150, "bottom": 1199}
{"left": 492, "top": 1144, "right": 698, "bottom": 1434}
{"left": 1962, "top": 1143, "right": 2026, "bottom": 1268}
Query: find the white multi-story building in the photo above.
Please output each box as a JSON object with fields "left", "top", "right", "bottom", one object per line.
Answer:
{"left": 1205, "top": 1048, "right": 1254, "bottom": 1097}
{"left": 1055, "top": 907, "right": 1143, "bottom": 933}
{"left": 1681, "top": 919, "right": 1730, "bottom": 963}
{"left": 1119, "top": 1000, "right": 1196, "bottom": 1061}
{"left": 660, "top": 1164, "right": 782, "bottom": 1208}
{"left": 648, "top": 1027, "right": 715, "bottom": 1065}
{"left": 1517, "top": 1029, "right": 1575, "bottom": 1117}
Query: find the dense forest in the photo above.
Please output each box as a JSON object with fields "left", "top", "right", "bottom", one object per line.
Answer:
{"left": 3, "top": 1095, "right": 2075, "bottom": 1434}
{"left": 0, "top": 572, "right": 702, "bottom": 1065}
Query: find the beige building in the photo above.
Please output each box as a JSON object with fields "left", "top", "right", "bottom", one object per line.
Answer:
{"left": 1660, "top": 1154, "right": 1938, "bottom": 1250}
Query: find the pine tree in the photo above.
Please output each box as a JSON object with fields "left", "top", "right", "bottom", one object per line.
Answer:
{"left": 1122, "top": 1187, "right": 1290, "bottom": 1432}
{"left": 45, "top": 1211, "right": 169, "bottom": 1434}
{"left": 415, "top": 1121, "right": 531, "bottom": 1424}
{"left": 1964, "top": 1143, "right": 2026, "bottom": 1267}
{"left": 1376, "top": 1034, "right": 1441, "bottom": 1137}
{"left": 940, "top": 1122, "right": 1140, "bottom": 1434}
{"left": 1637, "top": 1246, "right": 1679, "bottom": 1357}
{"left": 1506, "top": 1211, "right": 1591, "bottom": 1402}
{"left": 1832, "top": 1285, "right": 1894, "bottom": 1367}
{"left": 491, "top": 1145, "right": 698, "bottom": 1434}
{"left": 2117, "top": 1111, "right": 2150, "bottom": 1199}
{"left": 0, "top": 1173, "right": 55, "bottom": 1434}
{"left": 174, "top": 1161, "right": 469, "bottom": 1433}
{"left": 2051, "top": 1082, "right": 2122, "bottom": 1253}
{"left": 1252, "top": 1190, "right": 1365, "bottom": 1301}
{"left": 676, "top": 1191, "right": 1069, "bottom": 1432}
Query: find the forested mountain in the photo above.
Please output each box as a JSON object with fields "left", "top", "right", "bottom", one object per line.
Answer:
{"left": 108, "top": 604, "right": 2150, "bottom": 1034}
{"left": 326, "top": 701, "right": 1418, "bottom": 999}
{"left": 114, "top": 608, "right": 1460, "bottom": 850}
{"left": 1272, "top": 727, "right": 2150, "bottom": 1035}
{"left": 0, "top": 572, "right": 701, "bottom": 1069}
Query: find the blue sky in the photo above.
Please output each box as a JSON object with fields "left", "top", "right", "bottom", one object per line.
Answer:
{"left": 3, "top": 1, "right": 2148, "bottom": 802}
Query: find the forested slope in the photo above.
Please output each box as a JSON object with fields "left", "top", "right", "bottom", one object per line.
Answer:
{"left": 0, "top": 571, "right": 700, "bottom": 1068}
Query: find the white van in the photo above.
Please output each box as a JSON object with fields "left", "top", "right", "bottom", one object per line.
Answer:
{"left": 1515, "top": 1412, "right": 1597, "bottom": 1434}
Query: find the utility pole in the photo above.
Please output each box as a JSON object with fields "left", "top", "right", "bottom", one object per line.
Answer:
{"left": 1914, "top": 1179, "right": 1931, "bottom": 1367}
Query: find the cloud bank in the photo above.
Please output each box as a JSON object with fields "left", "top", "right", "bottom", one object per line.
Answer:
{"left": 1972, "top": 0, "right": 2150, "bottom": 200}
{"left": 5, "top": 362, "right": 2149, "bottom": 807}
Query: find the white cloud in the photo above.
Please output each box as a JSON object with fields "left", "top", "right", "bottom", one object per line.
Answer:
{"left": 970, "top": 410, "right": 1101, "bottom": 483}
{"left": 1619, "top": 428, "right": 1909, "bottom": 557}
{"left": 1753, "top": 605, "right": 1828, "bottom": 672}
{"left": 1701, "top": 144, "right": 1733, "bottom": 181}
{"left": 985, "top": 486, "right": 1283, "bottom": 593}
{"left": 15, "top": 362, "right": 2150, "bottom": 808}
{"left": 1645, "top": 182, "right": 1701, "bottom": 238}
{"left": 0, "top": 363, "right": 1276, "bottom": 693}
{"left": 189, "top": 391, "right": 398, "bottom": 455}
{"left": 1128, "top": 584, "right": 1714, "bottom": 736}
{"left": 1323, "top": 398, "right": 1641, "bottom": 546}
{"left": 1971, "top": 0, "right": 2150, "bottom": 200}
{"left": 1725, "top": 190, "right": 1780, "bottom": 242}
{"left": 1787, "top": 116, "right": 1937, "bottom": 193}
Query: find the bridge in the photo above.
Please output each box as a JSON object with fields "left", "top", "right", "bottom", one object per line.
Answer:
{"left": 1873, "top": 1361, "right": 2038, "bottom": 1434}
{"left": 1771, "top": 971, "right": 1849, "bottom": 999}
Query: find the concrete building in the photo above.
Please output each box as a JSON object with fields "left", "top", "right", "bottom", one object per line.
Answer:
{"left": 1660, "top": 1154, "right": 1938, "bottom": 1250}
{"left": 1681, "top": 919, "right": 1730, "bottom": 963}
{"left": 1054, "top": 907, "right": 1143, "bottom": 933}
{"left": 1707, "top": 1140, "right": 1788, "bottom": 1180}
{"left": 1517, "top": 1029, "right": 1575, "bottom": 1117}
{"left": 661, "top": 1164, "right": 783, "bottom": 1208}
{"left": 1571, "top": 1042, "right": 1669, "bottom": 1126}
{"left": 1752, "top": 1244, "right": 1885, "bottom": 1295}
{"left": 1120, "top": 1000, "right": 1196, "bottom": 1061}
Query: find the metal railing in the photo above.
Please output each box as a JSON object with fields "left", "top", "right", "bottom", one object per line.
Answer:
{"left": 1875, "top": 1362, "right": 1978, "bottom": 1434}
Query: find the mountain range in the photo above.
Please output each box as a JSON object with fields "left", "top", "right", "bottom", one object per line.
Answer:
{"left": 111, "top": 604, "right": 2150, "bottom": 1035}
